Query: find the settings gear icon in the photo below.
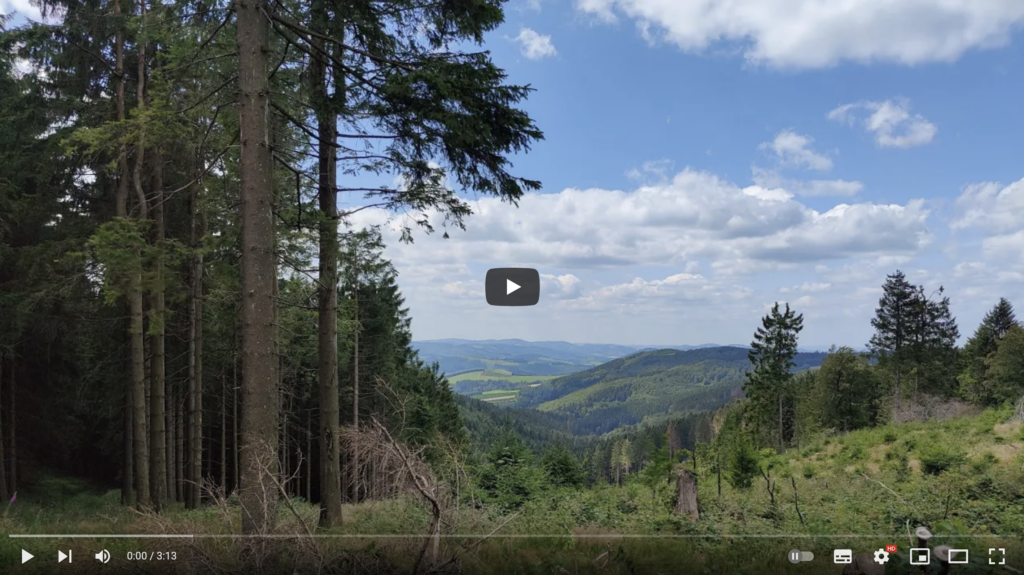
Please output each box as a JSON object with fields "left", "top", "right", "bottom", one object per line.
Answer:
{"left": 873, "top": 549, "right": 890, "bottom": 564}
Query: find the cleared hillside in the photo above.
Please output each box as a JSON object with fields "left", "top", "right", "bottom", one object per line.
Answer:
{"left": 517, "top": 347, "right": 826, "bottom": 435}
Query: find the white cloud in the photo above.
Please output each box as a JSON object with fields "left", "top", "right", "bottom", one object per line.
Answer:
{"left": 780, "top": 282, "right": 831, "bottom": 293}
{"left": 828, "top": 99, "right": 937, "bottom": 148}
{"left": 951, "top": 177, "right": 1024, "bottom": 234}
{"left": 353, "top": 168, "right": 931, "bottom": 272}
{"left": 0, "top": 0, "right": 60, "bottom": 22}
{"left": 575, "top": 0, "right": 1024, "bottom": 69}
{"left": 626, "top": 159, "right": 674, "bottom": 181}
{"left": 514, "top": 28, "right": 558, "bottom": 60}
{"left": 752, "top": 167, "right": 863, "bottom": 198}
{"left": 344, "top": 168, "right": 1024, "bottom": 348}
{"left": 762, "top": 130, "right": 833, "bottom": 171}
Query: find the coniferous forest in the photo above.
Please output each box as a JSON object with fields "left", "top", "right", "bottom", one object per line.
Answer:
{"left": 2, "top": 1, "right": 1024, "bottom": 574}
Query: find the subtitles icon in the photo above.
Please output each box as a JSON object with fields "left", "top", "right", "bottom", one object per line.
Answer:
{"left": 833, "top": 549, "right": 852, "bottom": 564}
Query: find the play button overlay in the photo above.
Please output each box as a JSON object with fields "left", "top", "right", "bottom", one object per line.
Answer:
{"left": 22, "top": 550, "right": 34, "bottom": 564}
{"left": 486, "top": 268, "right": 539, "bottom": 306}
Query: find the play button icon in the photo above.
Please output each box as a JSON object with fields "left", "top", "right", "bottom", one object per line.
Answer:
{"left": 22, "top": 550, "right": 34, "bottom": 564}
{"left": 486, "top": 268, "right": 539, "bottom": 306}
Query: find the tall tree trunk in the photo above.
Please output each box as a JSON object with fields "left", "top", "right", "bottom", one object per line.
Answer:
{"left": 151, "top": 150, "right": 167, "bottom": 509}
{"left": 220, "top": 369, "right": 227, "bottom": 493}
{"left": 0, "top": 355, "right": 8, "bottom": 502}
{"left": 313, "top": 36, "right": 342, "bottom": 523}
{"left": 113, "top": 0, "right": 133, "bottom": 508}
{"left": 305, "top": 418, "right": 312, "bottom": 500}
{"left": 313, "top": 0, "right": 343, "bottom": 526}
{"left": 175, "top": 386, "right": 184, "bottom": 502}
{"left": 4, "top": 354, "right": 14, "bottom": 495}
{"left": 187, "top": 183, "right": 205, "bottom": 508}
{"left": 233, "top": 354, "right": 239, "bottom": 494}
{"left": 778, "top": 393, "right": 784, "bottom": 451}
{"left": 236, "top": 0, "right": 279, "bottom": 534}
{"left": 130, "top": 0, "right": 151, "bottom": 510}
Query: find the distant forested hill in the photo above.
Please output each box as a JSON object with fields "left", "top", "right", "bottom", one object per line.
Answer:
{"left": 455, "top": 394, "right": 595, "bottom": 454}
{"left": 414, "top": 339, "right": 644, "bottom": 377}
{"left": 514, "top": 347, "right": 827, "bottom": 435}
{"left": 413, "top": 339, "right": 737, "bottom": 378}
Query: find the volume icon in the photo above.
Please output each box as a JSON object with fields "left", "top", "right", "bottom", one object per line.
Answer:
{"left": 95, "top": 549, "right": 111, "bottom": 563}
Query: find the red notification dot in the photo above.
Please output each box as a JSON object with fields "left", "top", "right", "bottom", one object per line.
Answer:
{"left": 886, "top": 545, "right": 897, "bottom": 553}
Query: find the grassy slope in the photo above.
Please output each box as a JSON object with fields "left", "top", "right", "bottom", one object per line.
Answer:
{"left": 3, "top": 408, "right": 1022, "bottom": 574}
{"left": 449, "top": 371, "right": 558, "bottom": 384}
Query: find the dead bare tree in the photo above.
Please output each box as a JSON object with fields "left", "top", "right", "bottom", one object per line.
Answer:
{"left": 790, "top": 476, "right": 805, "bottom": 525}
{"left": 759, "top": 467, "right": 776, "bottom": 506}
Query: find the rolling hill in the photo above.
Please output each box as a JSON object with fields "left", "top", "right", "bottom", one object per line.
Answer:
{"left": 413, "top": 338, "right": 747, "bottom": 379}
{"left": 515, "top": 347, "right": 828, "bottom": 435}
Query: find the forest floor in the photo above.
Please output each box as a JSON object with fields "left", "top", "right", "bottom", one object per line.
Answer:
{"left": 2, "top": 407, "right": 1024, "bottom": 573}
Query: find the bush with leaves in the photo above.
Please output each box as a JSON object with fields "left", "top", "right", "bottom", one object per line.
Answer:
{"left": 477, "top": 430, "right": 547, "bottom": 511}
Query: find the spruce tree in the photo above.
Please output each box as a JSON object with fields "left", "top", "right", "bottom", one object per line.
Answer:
{"left": 961, "top": 299, "right": 1022, "bottom": 405}
{"left": 982, "top": 298, "right": 1018, "bottom": 342}
{"left": 744, "top": 302, "right": 804, "bottom": 450}
{"left": 869, "top": 270, "right": 917, "bottom": 417}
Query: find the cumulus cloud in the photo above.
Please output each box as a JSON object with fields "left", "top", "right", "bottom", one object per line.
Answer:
{"left": 514, "top": 28, "right": 558, "bottom": 60}
{"left": 951, "top": 177, "right": 1024, "bottom": 233}
{"left": 828, "top": 99, "right": 937, "bottom": 148}
{"left": 762, "top": 130, "right": 832, "bottom": 171}
{"left": 352, "top": 168, "right": 931, "bottom": 272}
{"left": 950, "top": 177, "right": 1024, "bottom": 263}
{"left": 575, "top": 0, "right": 1024, "bottom": 69}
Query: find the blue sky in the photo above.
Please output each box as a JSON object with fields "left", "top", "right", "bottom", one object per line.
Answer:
{"left": 356, "top": 0, "right": 1024, "bottom": 349}
{"left": 5, "top": 0, "right": 1023, "bottom": 348}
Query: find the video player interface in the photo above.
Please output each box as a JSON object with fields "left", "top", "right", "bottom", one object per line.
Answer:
{"left": 2, "top": 0, "right": 1024, "bottom": 573}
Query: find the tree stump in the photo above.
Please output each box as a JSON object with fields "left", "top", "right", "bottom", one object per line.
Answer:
{"left": 674, "top": 468, "right": 699, "bottom": 520}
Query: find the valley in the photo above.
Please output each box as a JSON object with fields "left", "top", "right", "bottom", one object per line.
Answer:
{"left": 418, "top": 340, "right": 827, "bottom": 436}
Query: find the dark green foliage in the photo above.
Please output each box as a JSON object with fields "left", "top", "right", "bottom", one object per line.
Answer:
{"left": 727, "top": 437, "right": 760, "bottom": 489}
{"left": 960, "top": 299, "right": 1023, "bottom": 405}
{"left": 541, "top": 446, "right": 586, "bottom": 488}
{"left": 476, "top": 430, "right": 546, "bottom": 510}
{"left": 744, "top": 303, "right": 804, "bottom": 449}
{"left": 869, "top": 270, "right": 918, "bottom": 410}
{"left": 812, "top": 347, "right": 881, "bottom": 432}
{"left": 456, "top": 394, "right": 587, "bottom": 455}
{"left": 981, "top": 325, "right": 1024, "bottom": 405}
{"left": 917, "top": 443, "right": 966, "bottom": 475}
{"left": 870, "top": 272, "right": 960, "bottom": 410}
{"left": 520, "top": 347, "right": 825, "bottom": 435}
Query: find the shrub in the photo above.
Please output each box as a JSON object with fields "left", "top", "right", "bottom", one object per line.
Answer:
{"left": 885, "top": 451, "right": 910, "bottom": 481}
{"left": 802, "top": 464, "right": 815, "bottom": 479}
{"left": 882, "top": 429, "right": 898, "bottom": 443}
{"left": 971, "top": 452, "right": 998, "bottom": 474}
{"left": 727, "top": 439, "right": 760, "bottom": 489}
{"left": 917, "top": 443, "right": 966, "bottom": 475}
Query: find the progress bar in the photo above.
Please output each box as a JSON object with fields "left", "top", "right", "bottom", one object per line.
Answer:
{"left": 9, "top": 534, "right": 1016, "bottom": 539}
